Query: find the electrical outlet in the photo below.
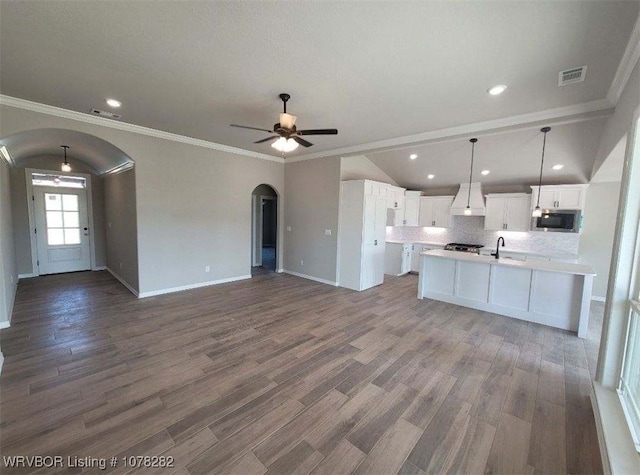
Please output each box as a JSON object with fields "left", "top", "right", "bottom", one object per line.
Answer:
{"left": 205, "top": 265, "right": 210, "bottom": 273}
{"left": 120, "top": 262, "right": 123, "bottom": 270}
{"left": 300, "top": 260, "right": 304, "bottom": 266}
{"left": 287, "top": 226, "right": 292, "bottom": 232}
{"left": 10, "top": 275, "right": 13, "bottom": 284}
{"left": 325, "top": 229, "right": 331, "bottom": 236}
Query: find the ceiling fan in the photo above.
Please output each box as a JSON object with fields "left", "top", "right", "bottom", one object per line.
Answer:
{"left": 230, "top": 93, "right": 338, "bottom": 152}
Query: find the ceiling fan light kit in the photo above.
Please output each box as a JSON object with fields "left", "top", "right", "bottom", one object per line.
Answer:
{"left": 230, "top": 93, "right": 338, "bottom": 155}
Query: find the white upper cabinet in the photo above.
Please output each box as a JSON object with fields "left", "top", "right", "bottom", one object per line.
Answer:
{"left": 419, "top": 196, "right": 454, "bottom": 228}
{"left": 403, "top": 191, "right": 421, "bottom": 226}
{"left": 484, "top": 193, "right": 531, "bottom": 232}
{"left": 530, "top": 184, "right": 588, "bottom": 210}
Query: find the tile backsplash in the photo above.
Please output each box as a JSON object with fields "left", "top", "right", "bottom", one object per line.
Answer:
{"left": 386, "top": 216, "right": 580, "bottom": 255}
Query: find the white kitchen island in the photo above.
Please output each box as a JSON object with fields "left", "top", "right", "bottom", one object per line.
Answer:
{"left": 418, "top": 250, "right": 596, "bottom": 338}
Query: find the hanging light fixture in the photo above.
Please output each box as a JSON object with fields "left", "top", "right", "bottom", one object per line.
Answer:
{"left": 532, "top": 127, "right": 551, "bottom": 218}
{"left": 271, "top": 137, "right": 299, "bottom": 153}
{"left": 464, "top": 138, "right": 478, "bottom": 215}
{"left": 60, "top": 145, "right": 71, "bottom": 172}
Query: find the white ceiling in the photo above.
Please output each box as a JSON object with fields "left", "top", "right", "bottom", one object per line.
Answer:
{"left": 0, "top": 129, "right": 133, "bottom": 174}
{"left": 366, "top": 119, "right": 607, "bottom": 191}
{"left": 1, "top": 1, "right": 638, "bottom": 163}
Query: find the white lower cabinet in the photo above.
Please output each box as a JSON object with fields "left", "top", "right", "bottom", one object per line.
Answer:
{"left": 385, "top": 243, "right": 411, "bottom": 276}
{"left": 338, "top": 180, "right": 388, "bottom": 291}
{"left": 410, "top": 244, "right": 423, "bottom": 272}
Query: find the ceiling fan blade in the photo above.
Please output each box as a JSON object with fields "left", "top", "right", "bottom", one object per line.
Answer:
{"left": 230, "top": 124, "right": 273, "bottom": 133}
{"left": 293, "top": 136, "right": 313, "bottom": 147}
{"left": 298, "top": 129, "right": 339, "bottom": 136}
{"left": 254, "top": 136, "right": 279, "bottom": 144}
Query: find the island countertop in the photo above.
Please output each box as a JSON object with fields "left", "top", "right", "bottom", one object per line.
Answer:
{"left": 421, "top": 249, "right": 595, "bottom": 276}
{"left": 418, "top": 249, "right": 595, "bottom": 337}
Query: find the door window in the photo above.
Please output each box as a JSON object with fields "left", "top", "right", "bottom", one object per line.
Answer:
{"left": 45, "top": 193, "right": 81, "bottom": 245}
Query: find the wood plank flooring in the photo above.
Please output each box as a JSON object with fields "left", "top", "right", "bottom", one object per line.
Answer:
{"left": 0, "top": 271, "right": 603, "bottom": 474}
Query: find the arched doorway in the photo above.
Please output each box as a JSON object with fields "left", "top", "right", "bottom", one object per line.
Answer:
{"left": 251, "top": 184, "right": 278, "bottom": 276}
{"left": 0, "top": 128, "right": 139, "bottom": 293}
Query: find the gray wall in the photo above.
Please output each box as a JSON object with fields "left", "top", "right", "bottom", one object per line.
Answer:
{"left": 284, "top": 156, "right": 340, "bottom": 282}
{"left": 580, "top": 181, "right": 622, "bottom": 299}
{"left": 0, "top": 160, "right": 18, "bottom": 326}
{"left": 0, "top": 104, "right": 285, "bottom": 296}
{"left": 593, "top": 60, "right": 640, "bottom": 177}
{"left": 104, "top": 168, "right": 139, "bottom": 292}
{"left": 341, "top": 155, "right": 398, "bottom": 184}
{"left": 9, "top": 155, "right": 106, "bottom": 274}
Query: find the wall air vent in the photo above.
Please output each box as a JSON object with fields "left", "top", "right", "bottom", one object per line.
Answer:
{"left": 558, "top": 65, "right": 587, "bottom": 86}
{"left": 90, "top": 108, "right": 122, "bottom": 120}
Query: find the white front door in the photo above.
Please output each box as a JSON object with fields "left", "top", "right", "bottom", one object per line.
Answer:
{"left": 34, "top": 187, "right": 91, "bottom": 274}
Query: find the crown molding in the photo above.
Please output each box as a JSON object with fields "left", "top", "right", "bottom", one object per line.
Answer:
{"left": 0, "top": 95, "right": 284, "bottom": 164}
{"left": 607, "top": 15, "right": 640, "bottom": 105}
{"left": 285, "top": 99, "right": 614, "bottom": 163}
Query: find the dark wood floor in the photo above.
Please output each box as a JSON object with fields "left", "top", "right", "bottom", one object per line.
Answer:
{"left": 0, "top": 271, "right": 603, "bottom": 474}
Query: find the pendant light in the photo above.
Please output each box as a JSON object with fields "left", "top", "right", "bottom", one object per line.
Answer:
{"left": 61, "top": 145, "right": 71, "bottom": 172}
{"left": 532, "top": 127, "right": 551, "bottom": 218}
{"left": 464, "top": 138, "right": 478, "bottom": 215}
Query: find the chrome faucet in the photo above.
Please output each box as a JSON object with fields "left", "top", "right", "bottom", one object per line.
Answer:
{"left": 492, "top": 237, "right": 505, "bottom": 259}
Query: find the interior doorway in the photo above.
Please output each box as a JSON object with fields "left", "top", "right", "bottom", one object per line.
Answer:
{"left": 251, "top": 184, "right": 278, "bottom": 276}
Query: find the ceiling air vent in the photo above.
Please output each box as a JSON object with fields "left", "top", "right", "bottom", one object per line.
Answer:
{"left": 558, "top": 65, "right": 587, "bottom": 86}
{"left": 90, "top": 108, "right": 122, "bottom": 120}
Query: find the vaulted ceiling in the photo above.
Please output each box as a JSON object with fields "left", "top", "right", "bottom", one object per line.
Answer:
{"left": 1, "top": 1, "right": 638, "bottom": 185}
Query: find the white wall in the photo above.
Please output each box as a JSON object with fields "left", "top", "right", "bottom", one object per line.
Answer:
{"left": 0, "top": 160, "right": 18, "bottom": 327}
{"left": 593, "top": 61, "right": 640, "bottom": 177}
{"left": 284, "top": 156, "right": 341, "bottom": 283}
{"left": 0, "top": 104, "right": 285, "bottom": 296}
{"left": 104, "top": 168, "right": 139, "bottom": 292}
{"left": 579, "top": 182, "right": 622, "bottom": 299}
{"left": 341, "top": 155, "right": 398, "bottom": 185}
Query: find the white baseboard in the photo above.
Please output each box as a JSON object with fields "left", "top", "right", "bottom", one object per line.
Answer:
{"left": 138, "top": 274, "right": 252, "bottom": 298}
{"left": 93, "top": 266, "right": 107, "bottom": 271}
{"left": 0, "top": 352, "right": 4, "bottom": 375}
{"left": 592, "top": 295, "right": 607, "bottom": 302}
{"left": 106, "top": 267, "right": 139, "bottom": 297}
{"left": 591, "top": 382, "right": 640, "bottom": 475}
{"left": 18, "top": 273, "right": 37, "bottom": 279}
{"left": 282, "top": 270, "right": 338, "bottom": 286}
{"left": 0, "top": 320, "right": 10, "bottom": 329}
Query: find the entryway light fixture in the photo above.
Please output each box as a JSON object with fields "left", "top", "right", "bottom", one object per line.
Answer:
{"left": 61, "top": 145, "right": 71, "bottom": 172}
{"left": 532, "top": 127, "right": 551, "bottom": 218}
{"left": 271, "top": 137, "right": 299, "bottom": 153}
{"left": 464, "top": 138, "right": 478, "bottom": 215}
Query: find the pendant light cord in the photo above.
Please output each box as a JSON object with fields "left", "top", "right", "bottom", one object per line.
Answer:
{"left": 535, "top": 128, "right": 550, "bottom": 209}
{"left": 467, "top": 138, "right": 477, "bottom": 208}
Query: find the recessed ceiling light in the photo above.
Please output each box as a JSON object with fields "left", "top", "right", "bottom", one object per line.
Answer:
{"left": 552, "top": 164, "right": 564, "bottom": 170}
{"left": 409, "top": 154, "right": 418, "bottom": 160}
{"left": 481, "top": 170, "right": 490, "bottom": 175}
{"left": 427, "top": 174, "right": 435, "bottom": 179}
{"left": 106, "top": 98, "right": 122, "bottom": 108}
{"left": 487, "top": 85, "right": 507, "bottom": 96}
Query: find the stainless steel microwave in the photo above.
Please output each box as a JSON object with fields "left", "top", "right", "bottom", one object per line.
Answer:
{"left": 531, "top": 210, "right": 582, "bottom": 233}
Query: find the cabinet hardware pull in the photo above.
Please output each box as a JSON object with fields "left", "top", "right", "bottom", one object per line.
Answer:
{"left": 374, "top": 239, "right": 378, "bottom": 245}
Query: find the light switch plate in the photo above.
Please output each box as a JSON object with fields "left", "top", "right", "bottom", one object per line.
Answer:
{"left": 325, "top": 229, "right": 331, "bottom": 235}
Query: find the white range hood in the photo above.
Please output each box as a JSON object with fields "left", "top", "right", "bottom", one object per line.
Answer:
{"left": 450, "top": 182, "right": 486, "bottom": 216}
